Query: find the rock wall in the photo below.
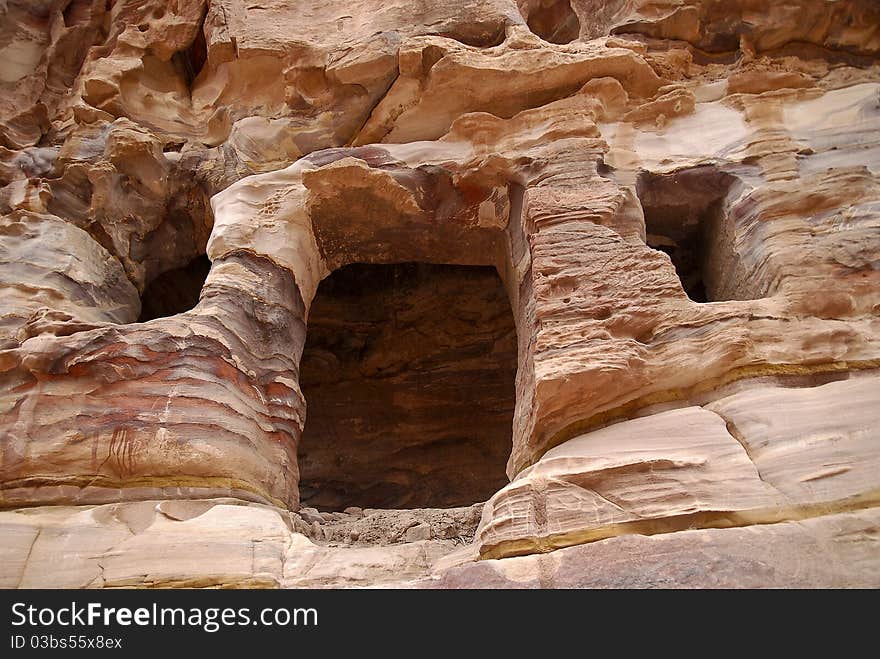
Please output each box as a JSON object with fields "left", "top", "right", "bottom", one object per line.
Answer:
{"left": 0, "top": 0, "right": 878, "bottom": 588}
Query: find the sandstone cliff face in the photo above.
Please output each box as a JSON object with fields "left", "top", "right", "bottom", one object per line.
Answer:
{"left": 1, "top": 0, "right": 879, "bottom": 588}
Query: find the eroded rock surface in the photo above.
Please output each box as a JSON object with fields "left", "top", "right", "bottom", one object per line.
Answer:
{"left": 0, "top": 0, "right": 878, "bottom": 587}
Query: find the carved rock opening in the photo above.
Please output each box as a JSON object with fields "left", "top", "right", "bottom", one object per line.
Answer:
{"left": 138, "top": 254, "right": 210, "bottom": 321}
{"left": 298, "top": 262, "right": 517, "bottom": 511}
{"left": 519, "top": 0, "right": 581, "bottom": 44}
{"left": 175, "top": 19, "right": 207, "bottom": 86}
{"left": 637, "top": 167, "right": 738, "bottom": 302}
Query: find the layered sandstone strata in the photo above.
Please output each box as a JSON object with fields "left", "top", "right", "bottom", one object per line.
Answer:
{"left": 0, "top": 0, "right": 878, "bottom": 588}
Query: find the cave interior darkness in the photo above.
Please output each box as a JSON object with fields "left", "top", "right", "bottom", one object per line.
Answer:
{"left": 637, "top": 167, "right": 737, "bottom": 303}
{"left": 138, "top": 254, "right": 210, "bottom": 321}
{"left": 297, "top": 262, "right": 518, "bottom": 512}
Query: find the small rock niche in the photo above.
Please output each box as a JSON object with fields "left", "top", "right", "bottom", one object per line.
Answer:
{"left": 519, "top": 0, "right": 581, "bottom": 44}
{"left": 138, "top": 254, "right": 210, "bottom": 321}
{"left": 637, "top": 166, "right": 739, "bottom": 302}
{"left": 297, "top": 262, "right": 517, "bottom": 511}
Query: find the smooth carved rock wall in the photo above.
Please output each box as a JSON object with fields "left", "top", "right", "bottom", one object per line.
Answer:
{"left": 0, "top": 0, "right": 879, "bottom": 587}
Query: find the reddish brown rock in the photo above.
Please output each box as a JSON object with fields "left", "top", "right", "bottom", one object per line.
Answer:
{"left": 0, "top": 0, "right": 878, "bottom": 588}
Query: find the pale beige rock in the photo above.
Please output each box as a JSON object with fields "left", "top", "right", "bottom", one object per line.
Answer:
{"left": 706, "top": 377, "right": 880, "bottom": 505}
{"left": 476, "top": 375, "right": 880, "bottom": 559}
{"left": 0, "top": 500, "right": 470, "bottom": 589}
{"left": 354, "top": 29, "right": 664, "bottom": 145}
{"left": 3, "top": 496, "right": 878, "bottom": 589}
{"left": 431, "top": 507, "right": 880, "bottom": 588}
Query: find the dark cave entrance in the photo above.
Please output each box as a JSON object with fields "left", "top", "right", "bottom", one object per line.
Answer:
{"left": 138, "top": 254, "right": 210, "bottom": 321}
{"left": 297, "top": 262, "right": 517, "bottom": 511}
{"left": 637, "top": 166, "right": 738, "bottom": 303}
